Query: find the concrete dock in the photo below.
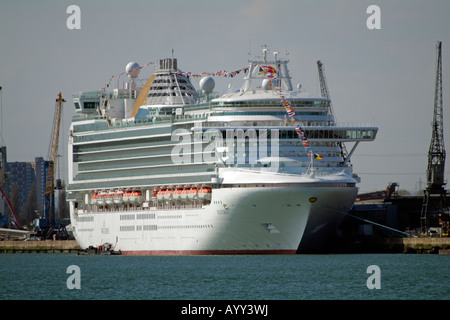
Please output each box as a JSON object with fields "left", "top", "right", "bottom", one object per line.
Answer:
{"left": 325, "top": 236, "right": 450, "bottom": 254}
{"left": 0, "top": 238, "right": 449, "bottom": 254}
{"left": 402, "top": 237, "right": 450, "bottom": 254}
{"left": 0, "top": 240, "right": 81, "bottom": 253}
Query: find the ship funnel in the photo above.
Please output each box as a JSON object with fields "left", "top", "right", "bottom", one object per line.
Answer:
{"left": 156, "top": 58, "right": 178, "bottom": 72}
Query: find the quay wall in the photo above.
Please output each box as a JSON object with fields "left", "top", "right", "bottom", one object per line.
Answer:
{"left": 401, "top": 237, "right": 450, "bottom": 254}
{"left": 358, "top": 237, "right": 450, "bottom": 254}
{"left": 0, "top": 240, "right": 81, "bottom": 253}
{"left": 0, "top": 238, "right": 449, "bottom": 254}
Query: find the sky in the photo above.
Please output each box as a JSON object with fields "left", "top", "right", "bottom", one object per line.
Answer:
{"left": 0, "top": 0, "right": 449, "bottom": 194}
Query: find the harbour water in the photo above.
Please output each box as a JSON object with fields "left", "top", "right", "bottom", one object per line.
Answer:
{"left": 0, "top": 253, "right": 448, "bottom": 301}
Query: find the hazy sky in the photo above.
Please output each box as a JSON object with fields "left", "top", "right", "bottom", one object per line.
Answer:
{"left": 1, "top": 0, "right": 449, "bottom": 193}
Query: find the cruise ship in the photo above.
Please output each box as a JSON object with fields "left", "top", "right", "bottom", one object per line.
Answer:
{"left": 67, "top": 48, "right": 378, "bottom": 254}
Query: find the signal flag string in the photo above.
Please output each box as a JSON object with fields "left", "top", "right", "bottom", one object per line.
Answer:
{"left": 101, "top": 62, "right": 323, "bottom": 162}
{"left": 254, "top": 65, "right": 323, "bottom": 161}
{"left": 275, "top": 87, "right": 323, "bottom": 161}
{"left": 101, "top": 62, "right": 249, "bottom": 91}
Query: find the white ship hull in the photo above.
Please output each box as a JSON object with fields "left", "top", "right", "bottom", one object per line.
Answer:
{"left": 70, "top": 184, "right": 357, "bottom": 254}
{"left": 67, "top": 52, "right": 377, "bottom": 255}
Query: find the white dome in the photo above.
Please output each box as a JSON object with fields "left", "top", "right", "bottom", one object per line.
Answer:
{"left": 262, "top": 79, "right": 271, "bottom": 91}
{"left": 199, "top": 76, "right": 215, "bottom": 92}
{"left": 126, "top": 62, "right": 140, "bottom": 79}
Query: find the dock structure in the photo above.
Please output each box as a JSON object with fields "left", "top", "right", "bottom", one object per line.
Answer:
{"left": 377, "top": 237, "right": 450, "bottom": 254}
{"left": 402, "top": 237, "right": 450, "bottom": 254}
{"left": 1, "top": 236, "right": 450, "bottom": 254}
{"left": 0, "top": 238, "right": 448, "bottom": 254}
{"left": 0, "top": 227, "right": 34, "bottom": 241}
{"left": 323, "top": 236, "right": 450, "bottom": 254}
{"left": 0, "top": 240, "right": 81, "bottom": 253}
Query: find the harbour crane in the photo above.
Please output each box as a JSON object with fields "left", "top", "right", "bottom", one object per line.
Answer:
{"left": 0, "top": 87, "right": 21, "bottom": 228}
{"left": 421, "top": 41, "right": 447, "bottom": 232}
{"left": 316, "top": 60, "right": 349, "bottom": 164}
{"left": 35, "top": 92, "right": 65, "bottom": 238}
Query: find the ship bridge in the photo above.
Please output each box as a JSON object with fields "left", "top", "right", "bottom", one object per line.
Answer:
{"left": 301, "top": 124, "right": 378, "bottom": 142}
{"left": 302, "top": 123, "right": 378, "bottom": 165}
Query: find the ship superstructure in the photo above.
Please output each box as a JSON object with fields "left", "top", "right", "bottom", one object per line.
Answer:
{"left": 67, "top": 48, "right": 377, "bottom": 254}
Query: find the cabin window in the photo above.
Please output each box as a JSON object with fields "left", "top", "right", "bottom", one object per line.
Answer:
{"left": 84, "top": 102, "right": 98, "bottom": 109}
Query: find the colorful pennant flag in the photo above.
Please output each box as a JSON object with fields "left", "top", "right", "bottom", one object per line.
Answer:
{"left": 275, "top": 87, "right": 323, "bottom": 161}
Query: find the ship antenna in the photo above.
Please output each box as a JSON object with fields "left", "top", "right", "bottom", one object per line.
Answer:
{"left": 273, "top": 51, "right": 279, "bottom": 61}
{"left": 262, "top": 44, "right": 268, "bottom": 62}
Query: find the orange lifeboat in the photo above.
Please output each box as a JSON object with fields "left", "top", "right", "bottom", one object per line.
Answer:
{"left": 187, "top": 187, "right": 198, "bottom": 200}
{"left": 91, "top": 193, "right": 99, "bottom": 204}
{"left": 123, "top": 190, "right": 141, "bottom": 203}
{"left": 97, "top": 192, "right": 106, "bottom": 206}
{"left": 198, "top": 187, "right": 212, "bottom": 200}
{"left": 129, "top": 190, "right": 142, "bottom": 202}
{"left": 163, "top": 189, "right": 173, "bottom": 201}
{"left": 105, "top": 191, "right": 115, "bottom": 205}
{"left": 156, "top": 189, "right": 166, "bottom": 201}
{"left": 123, "top": 191, "right": 132, "bottom": 203}
{"left": 181, "top": 188, "right": 190, "bottom": 199}
{"left": 173, "top": 188, "right": 183, "bottom": 201}
{"left": 114, "top": 190, "right": 124, "bottom": 204}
